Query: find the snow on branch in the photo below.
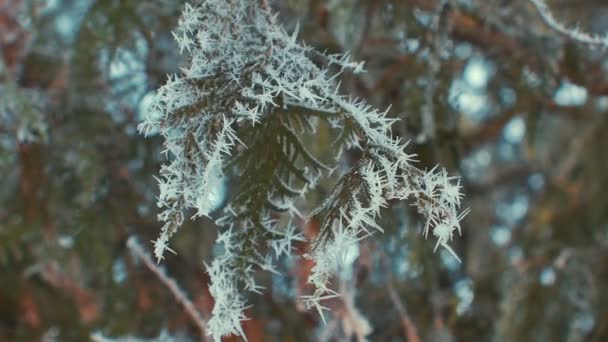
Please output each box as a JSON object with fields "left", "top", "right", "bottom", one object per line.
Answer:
{"left": 529, "top": 0, "right": 608, "bottom": 48}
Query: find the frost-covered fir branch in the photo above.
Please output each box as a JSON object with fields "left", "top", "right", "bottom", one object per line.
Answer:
{"left": 140, "top": 0, "right": 467, "bottom": 340}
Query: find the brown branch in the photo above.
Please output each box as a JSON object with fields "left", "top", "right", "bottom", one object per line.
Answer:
{"left": 381, "top": 253, "right": 421, "bottom": 342}
{"left": 127, "top": 237, "right": 212, "bottom": 342}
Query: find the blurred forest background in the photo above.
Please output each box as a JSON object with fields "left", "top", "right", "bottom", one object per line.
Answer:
{"left": 1, "top": 0, "right": 608, "bottom": 341}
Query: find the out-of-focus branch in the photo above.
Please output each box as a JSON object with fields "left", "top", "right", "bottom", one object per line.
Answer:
{"left": 337, "top": 279, "right": 372, "bottom": 342}
{"left": 419, "top": 0, "right": 450, "bottom": 145}
{"left": 460, "top": 110, "right": 517, "bottom": 149}
{"left": 381, "top": 253, "right": 421, "bottom": 342}
{"left": 464, "top": 165, "right": 536, "bottom": 195}
{"left": 386, "top": 281, "right": 421, "bottom": 342}
{"left": 553, "top": 122, "right": 596, "bottom": 183}
{"left": 453, "top": 9, "right": 608, "bottom": 97}
{"left": 39, "top": 261, "right": 100, "bottom": 323}
{"left": 126, "top": 237, "right": 211, "bottom": 342}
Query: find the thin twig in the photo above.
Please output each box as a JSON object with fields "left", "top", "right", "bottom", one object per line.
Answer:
{"left": 127, "top": 236, "right": 212, "bottom": 342}
{"left": 528, "top": 0, "right": 608, "bottom": 48}
{"left": 381, "top": 253, "right": 421, "bottom": 342}
{"left": 338, "top": 278, "right": 372, "bottom": 342}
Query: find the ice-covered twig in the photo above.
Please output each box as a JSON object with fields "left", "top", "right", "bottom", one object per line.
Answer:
{"left": 529, "top": 0, "right": 608, "bottom": 48}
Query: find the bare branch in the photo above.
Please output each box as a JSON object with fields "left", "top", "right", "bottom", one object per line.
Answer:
{"left": 127, "top": 236, "right": 211, "bottom": 342}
